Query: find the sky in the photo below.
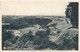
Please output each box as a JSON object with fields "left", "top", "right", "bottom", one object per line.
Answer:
{"left": 1, "top": 0, "right": 78, "bottom": 16}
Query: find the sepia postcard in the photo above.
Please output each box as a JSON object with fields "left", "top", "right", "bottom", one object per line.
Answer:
{"left": 0, "top": 0, "right": 80, "bottom": 52}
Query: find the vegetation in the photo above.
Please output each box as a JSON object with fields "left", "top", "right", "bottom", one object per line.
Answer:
{"left": 2, "top": 16, "right": 78, "bottom": 50}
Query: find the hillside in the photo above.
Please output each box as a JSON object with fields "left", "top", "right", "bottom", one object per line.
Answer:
{"left": 2, "top": 16, "right": 78, "bottom": 50}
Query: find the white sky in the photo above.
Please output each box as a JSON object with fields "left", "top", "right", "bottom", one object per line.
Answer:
{"left": 1, "top": 0, "right": 78, "bottom": 16}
